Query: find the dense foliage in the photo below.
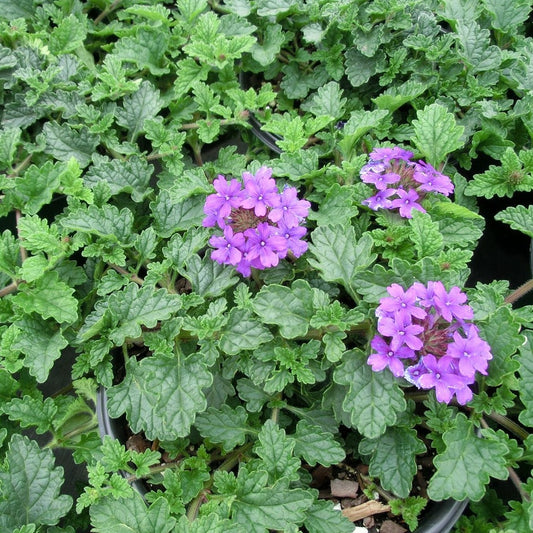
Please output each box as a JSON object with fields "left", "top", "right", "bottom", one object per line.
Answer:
{"left": 1, "top": 1, "right": 533, "bottom": 532}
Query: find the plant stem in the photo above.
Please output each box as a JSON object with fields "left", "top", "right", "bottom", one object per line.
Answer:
{"left": 109, "top": 264, "right": 144, "bottom": 285}
{"left": 94, "top": 0, "right": 122, "bottom": 24}
{"left": 0, "top": 282, "right": 18, "bottom": 297}
{"left": 8, "top": 154, "right": 32, "bottom": 177}
{"left": 15, "top": 210, "right": 27, "bottom": 262}
{"left": 483, "top": 412, "right": 530, "bottom": 441}
{"left": 505, "top": 278, "right": 533, "bottom": 304}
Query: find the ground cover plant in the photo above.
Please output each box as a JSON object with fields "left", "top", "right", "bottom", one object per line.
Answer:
{"left": 1, "top": 1, "right": 533, "bottom": 532}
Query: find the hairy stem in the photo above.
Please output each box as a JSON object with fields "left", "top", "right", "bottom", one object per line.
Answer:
{"left": 505, "top": 278, "right": 533, "bottom": 305}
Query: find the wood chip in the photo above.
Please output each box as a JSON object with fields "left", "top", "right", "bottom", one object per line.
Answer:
{"left": 379, "top": 519, "right": 408, "bottom": 533}
{"left": 331, "top": 478, "right": 359, "bottom": 498}
{"left": 342, "top": 500, "right": 391, "bottom": 522}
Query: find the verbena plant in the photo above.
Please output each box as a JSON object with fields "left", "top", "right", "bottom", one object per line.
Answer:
{"left": 1, "top": 1, "right": 533, "bottom": 532}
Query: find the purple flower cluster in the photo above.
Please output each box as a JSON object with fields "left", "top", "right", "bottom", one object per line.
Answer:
{"left": 203, "top": 167, "right": 310, "bottom": 276}
{"left": 361, "top": 147, "right": 454, "bottom": 218}
{"left": 367, "top": 281, "right": 492, "bottom": 405}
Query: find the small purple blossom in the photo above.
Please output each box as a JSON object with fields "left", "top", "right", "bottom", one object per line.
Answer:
{"left": 362, "top": 189, "right": 395, "bottom": 210}
{"left": 390, "top": 188, "right": 426, "bottom": 218}
{"left": 361, "top": 146, "right": 454, "bottom": 218}
{"left": 241, "top": 167, "right": 279, "bottom": 216}
{"left": 369, "top": 147, "right": 413, "bottom": 163}
{"left": 203, "top": 176, "right": 245, "bottom": 227}
{"left": 209, "top": 227, "right": 245, "bottom": 266}
{"left": 413, "top": 161, "right": 454, "bottom": 196}
{"left": 368, "top": 336, "right": 415, "bottom": 377}
{"left": 204, "top": 167, "right": 309, "bottom": 276}
{"left": 367, "top": 281, "right": 491, "bottom": 405}
{"left": 268, "top": 187, "right": 311, "bottom": 227}
{"left": 244, "top": 222, "right": 287, "bottom": 268}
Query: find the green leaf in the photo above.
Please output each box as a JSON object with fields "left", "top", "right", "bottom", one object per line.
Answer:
{"left": 3, "top": 395, "right": 57, "bottom": 434}
{"left": 304, "top": 499, "right": 354, "bottom": 533}
{"left": 107, "top": 283, "right": 181, "bottom": 346}
{"left": 163, "top": 228, "right": 210, "bottom": 268}
{"left": 483, "top": 0, "right": 532, "bottom": 33}
{"left": 195, "top": 405, "right": 249, "bottom": 452}
{"left": 112, "top": 28, "right": 170, "bottom": 76}
{"left": 359, "top": 427, "right": 426, "bottom": 498}
{"left": 181, "top": 254, "right": 239, "bottom": 298}
{"left": 151, "top": 191, "right": 205, "bottom": 237}
{"left": 251, "top": 23, "right": 283, "bottom": 66}
{"left": 476, "top": 306, "right": 522, "bottom": 387}
{"left": 334, "top": 350, "right": 406, "bottom": 439}
{"left": 408, "top": 210, "right": 444, "bottom": 258}
{"left": 0, "top": 127, "right": 21, "bottom": 170}
{"left": 175, "top": 513, "right": 246, "bottom": 533}
{"left": 226, "top": 465, "right": 313, "bottom": 532}
{"left": 0, "top": 434, "right": 72, "bottom": 530}
{"left": 12, "top": 271, "right": 78, "bottom": 324}
{"left": 12, "top": 316, "right": 68, "bottom": 382}
{"left": 48, "top": 14, "right": 87, "bottom": 55}
{"left": 0, "top": 0, "right": 34, "bottom": 19}
{"left": 494, "top": 205, "right": 533, "bottom": 238}
{"left": 427, "top": 414, "right": 509, "bottom": 501}
{"left": 292, "top": 420, "right": 345, "bottom": 467}
{"left": 456, "top": 20, "right": 502, "bottom": 72}
{"left": 252, "top": 280, "right": 316, "bottom": 338}
{"left": 61, "top": 204, "right": 134, "bottom": 244}
{"left": 17, "top": 215, "right": 64, "bottom": 256}
{"left": 116, "top": 81, "right": 163, "bottom": 139}
{"left": 344, "top": 47, "right": 380, "bottom": 87}
{"left": 84, "top": 156, "right": 153, "bottom": 202}
{"left": 220, "top": 308, "right": 273, "bottom": 355}
{"left": 412, "top": 103, "right": 464, "bottom": 167}
{"left": 517, "top": 331, "right": 533, "bottom": 426}
{"left": 107, "top": 355, "right": 212, "bottom": 441}
{"left": 255, "top": 420, "right": 300, "bottom": 483}
{"left": 308, "top": 225, "right": 375, "bottom": 300}
{"left": 307, "top": 81, "right": 346, "bottom": 120}
{"left": 90, "top": 493, "right": 176, "bottom": 533}
{"left": 0, "top": 229, "right": 20, "bottom": 277}
{"left": 465, "top": 148, "right": 533, "bottom": 198}
{"left": 40, "top": 122, "right": 98, "bottom": 168}
{"left": 12, "top": 161, "right": 63, "bottom": 215}
{"left": 307, "top": 184, "right": 358, "bottom": 226}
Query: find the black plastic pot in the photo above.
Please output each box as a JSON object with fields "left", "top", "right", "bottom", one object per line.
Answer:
{"left": 97, "top": 387, "right": 467, "bottom": 532}
{"left": 239, "top": 71, "right": 283, "bottom": 154}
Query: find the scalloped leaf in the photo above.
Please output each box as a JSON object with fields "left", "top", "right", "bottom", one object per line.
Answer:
{"left": 359, "top": 426, "right": 426, "bottom": 498}
{"left": 334, "top": 350, "right": 406, "bottom": 439}
{"left": 0, "top": 434, "right": 72, "bottom": 530}
{"left": 427, "top": 414, "right": 509, "bottom": 501}
{"left": 107, "top": 355, "right": 212, "bottom": 441}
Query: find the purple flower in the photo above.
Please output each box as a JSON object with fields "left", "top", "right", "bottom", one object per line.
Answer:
{"left": 241, "top": 167, "right": 280, "bottom": 217}
{"left": 203, "top": 176, "right": 244, "bottom": 227}
{"left": 209, "top": 227, "right": 245, "bottom": 266}
{"left": 361, "top": 171, "right": 401, "bottom": 190}
{"left": 390, "top": 188, "right": 426, "bottom": 218}
{"left": 431, "top": 283, "right": 474, "bottom": 322}
{"left": 244, "top": 222, "right": 287, "bottom": 268}
{"left": 368, "top": 336, "right": 415, "bottom": 377}
{"left": 446, "top": 324, "right": 492, "bottom": 378}
{"left": 268, "top": 186, "right": 311, "bottom": 227}
{"left": 369, "top": 147, "right": 413, "bottom": 163}
{"left": 378, "top": 283, "right": 427, "bottom": 321}
{"left": 417, "top": 355, "right": 463, "bottom": 404}
{"left": 275, "top": 222, "right": 308, "bottom": 258}
{"left": 377, "top": 314, "right": 424, "bottom": 351}
{"left": 362, "top": 189, "right": 396, "bottom": 210}
{"left": 413, "top": 161, "right": 454, "bottom": 196}
{"left": 404, "top": 360, "right": 429, "bottom": 387}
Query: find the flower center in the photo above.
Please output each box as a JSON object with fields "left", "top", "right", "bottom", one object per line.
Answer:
{"left": 229, "top": 207, "right": 268, "bottom": 232}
